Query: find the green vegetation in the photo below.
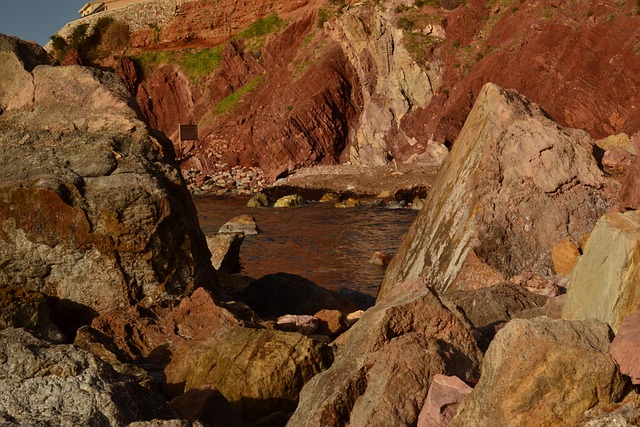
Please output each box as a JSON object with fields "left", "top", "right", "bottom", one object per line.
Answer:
{"left": 403, "top": 33, "right": 443, "bottom": 64}
{"left": 49, "top": 17, "right": 130, "bottom": 63}
{"left": 542, "top": 7, "right": 553, "bottom": 19}
{"left": 236, "top": 13, "right": 287, "bottom": 51}
{"left": 214, "top": 76, "right": 264, "bottom": 115}
{"left": 133, "top": 46, "right": 223, "bottom": 83}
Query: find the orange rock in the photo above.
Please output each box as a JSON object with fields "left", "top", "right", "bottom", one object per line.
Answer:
{"left": 551, "top": 238, "right": 581, "bottom": 276}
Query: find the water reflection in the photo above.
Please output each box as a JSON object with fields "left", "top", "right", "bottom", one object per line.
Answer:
{"left": 194, "top": 196, "right": 417, "bottom": 296}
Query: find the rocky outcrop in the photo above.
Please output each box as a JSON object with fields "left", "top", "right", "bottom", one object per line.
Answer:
{"left": 0, "top": 34, "right": 215, "bottom": 324}
{"left": 0, "top": 287, "right": 65, "bottom": 343}
{"left": 380, "top": 82, "right": 615, "bottom": 298}
{"left": 287, "top": 278, "right": 482, "bottom": 426}
{"left": 450, "top": 318, "right": 628, "bottom": 427}
{"left": 163, "top": 328, "right": 332, "bottom": 420}
{"left": 563, "top": 210, "right": 640, "bottom": 333}
{"left": 327, "top": 2, "right": 444, "bottom": 165}
{"left": 0, "top": 328, "right": 178, "bottom": 426}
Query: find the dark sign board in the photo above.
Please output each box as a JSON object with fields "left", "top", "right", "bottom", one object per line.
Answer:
{"left": 179, "top": 124, "right": 198, "bottom": 141}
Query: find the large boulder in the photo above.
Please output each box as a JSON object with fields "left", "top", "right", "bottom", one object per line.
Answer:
{"left": 563, "top": 210, "right": 640, "bottom": 332}
{"left": 287, "top": 278, "right": 483, "bottom": 426}
{"left": 0, "top": 34, "right": 215, "bottom": 324}
{"left": 0, "top": 328, "right": 178, "bottom": 426}
{"left": 238, "top": 273, "right": 358, "bottom": 318}
{"left": 380, "top": 83, "right": 615, "bottom": 298}
{"left": 610, "top": 311, "right": 640, "bottom": 386}
{"left": 450, "top": 318, "right": 628, "bottom": 427}
{"left": 163, "top": 328, "right": 332, "bottom": 420}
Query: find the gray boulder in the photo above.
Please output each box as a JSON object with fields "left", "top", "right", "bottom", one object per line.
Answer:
{"left": 0, "top": 34, "right": 215, "bottom": 322}
{"left": 0, "top": 328, "right": 178, "bottom": 426}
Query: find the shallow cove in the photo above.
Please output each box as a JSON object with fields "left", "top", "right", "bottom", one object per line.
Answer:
{"left": 194, "top": 196, "right": 418, "bottom": 296}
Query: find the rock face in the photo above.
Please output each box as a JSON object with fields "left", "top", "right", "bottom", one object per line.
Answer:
{"left": 450, "top": 318, "right": 628, "bottom": 427}
{"left": 0, "top": 328, "right": 178, "bottom": 426}
{"left": 287, "top": 278, "right": 482, "bottom": 426}
{"left": 563, "top": 210, "right": 640, "bottom": 333}
{"left": 0, "top": 287, "right": 65, "bottom": 343}
{"left": 0, "top": 34, "right": 215, "bottom": 320}
{"left": 163, "top": 328, "right": 332, "bottom": 420}
{"left": 380, "top": 82, "right": 615, "bottom": 298}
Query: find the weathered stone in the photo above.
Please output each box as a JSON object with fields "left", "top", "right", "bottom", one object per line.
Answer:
{"left": 551, "top": 237, "right": 581, "bottom": 276}
{"left": 0, "top": 34, "right": 215, "bottom": 321}
{"left": 274, "top": 194, "right": 305, "bottom": 208}
{"left": 288, "top": 278, "right": 482, "bottom": 426}
{"left": 238, "top": 273, "right": 358, "bottom": 318}
{"left": 411, "top": 196, "right": 425, "bottom": 210}
{"left": 380, "top": 83, "right": 615, "bottom": 298}
{"left": 417, "top": 374, "right": 473, "bottom": 427}
{"left": 218, "top": 214, "right": 258, "bottom": 235}
{"left": 595, "top": 133, "right": 636, "bottom": 155}
{"left": 206, "top": 233, "right": 244, "bottom": 273}
{"left": 345, "top": 309, "right": 364, "bottom": 327}
{"left": 314, "top": 309, "right": 347, "bottom": 338}
{"left": 576, "top": 393, "right": 640, "bottom": 427}
{"left": 602, "top": 147, "right": 635, "bottom": 180}
{"left": 563, "top": 210, "right": 640, "bottom": 332}
{"left": 450, "top": 318, "right": 628, "bottom": 427}
{"left": 0, "top": 328, "right": 178, "bottom": 426}
{"left": 445, "top": 283, "right": 548, "bottom": 330}
{"left": 275, "top": 314, "right": 319, "bottom": 335}
{"left": 510, "top": 270, "right": 561, "bottom": 297}
{"left": 163, "top": 328, "right": 332, "bottom": 420}
{"left": 610, "top": 311, "right": 640, "bottom": 385}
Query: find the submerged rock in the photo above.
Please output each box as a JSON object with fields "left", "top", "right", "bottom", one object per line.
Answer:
{"left": 288, "top": 278, "right": 482, "bottom": 426}
{"left": 380, "top": 83, "right": 615, "bottom": 298}
{"left": 450, "top": 318, "right": 628, "bottom": 427}
{"left": 218, "top": 214, "right": 259, "bottom": 235}
{"left": 274, "top": 194, "right": 305, "bottom": 207}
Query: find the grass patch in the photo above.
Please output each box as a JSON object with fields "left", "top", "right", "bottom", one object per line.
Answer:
{"left": 237, "top": 13, "right": 287, "bottom": 51}
{"left": 402, "top": 33, "right": 443, "bottom": 64}
{"left": 214, "top": 76, "right": 264, "bottom": 115}
{"left": 133, "top": 46, "right": 223, "bottom": 83}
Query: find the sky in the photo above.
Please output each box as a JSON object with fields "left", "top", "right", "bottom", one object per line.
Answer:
{"left": 0, "top": 1, "right": 86, "bottom": 47}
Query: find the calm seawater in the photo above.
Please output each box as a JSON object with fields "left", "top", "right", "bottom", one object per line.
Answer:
{"left": 194, "top": 196, "right": 417, "bottom": 296}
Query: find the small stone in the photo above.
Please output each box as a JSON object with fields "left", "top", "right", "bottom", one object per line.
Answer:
{"left": 314, "top": 309, "right": 347, "bottom": 337}
{"left": 335, "top": 198, "right": 360, "bottom": 208}
{"left": 276, "top": 314, "right": 319, "bottom": 336}
{"left": 551, "top": 237, "right": 581, "bottom": 276}
{"left": 319, "top": 192, "right": 341, "bottom": 203}
{"left": 369, "top": 251, "right": 392, "bottom": 266}
{"left": 218, "top": 214, "right": 258, "bottom": 235}
{"left": 345, "top": 310, "right": 364, "bottom": 327}
{"left": 417, "top": 374, "right": 472, "bottom": 427}
{"left": 411, "top": 196, "right": 425, "bottom": 210}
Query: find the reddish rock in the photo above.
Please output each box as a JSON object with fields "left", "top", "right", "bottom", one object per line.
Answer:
{"left": 314, "top": 309, "right": 346, "bottom": 338}
{"left": 510, "top": 270, "right": 561, "bottom": 297}
{"left": 368, "top": 251, "right": 391, "bottom": 266}
{"left": 288, "top": 278, "right": 483, "bottom": 426}
{"left": 610, "top": 311, "right": 640, "bottom": 385}
{"left": 619, "top": 155, "right": 640, "bottom": 210}
{"left": 417, "top": 374, "right": 473, "bottom": 427}
{"left": 602, "top": 147, "right": 635, "bottom": 181}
